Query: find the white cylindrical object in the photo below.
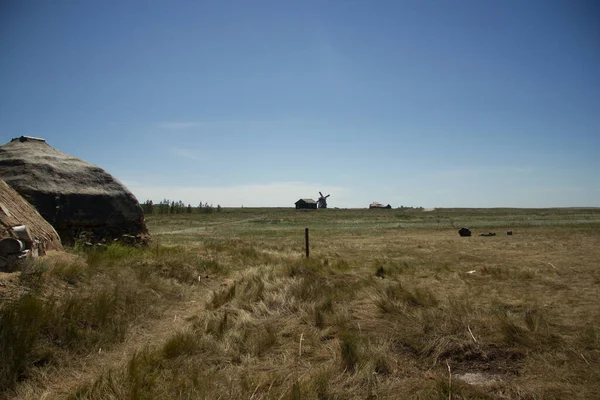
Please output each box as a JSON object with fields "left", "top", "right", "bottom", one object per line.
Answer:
{"left": 12, "top": 225, "right": 33, "bottom": 242}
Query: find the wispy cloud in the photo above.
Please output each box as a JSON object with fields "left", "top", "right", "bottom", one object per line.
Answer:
{"left": 169, "top": 146, "right": 203, "bottom": 162}
{"left": 157, "top": 122, "right": 201, "bottom": 130}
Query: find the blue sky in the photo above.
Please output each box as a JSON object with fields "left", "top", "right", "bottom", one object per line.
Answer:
{"left": 1, "top": 0, "right": 599, "bottom": 208}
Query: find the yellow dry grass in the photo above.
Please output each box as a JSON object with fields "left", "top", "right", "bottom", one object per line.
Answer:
{"left": 2, "top": 208, "right": 599, "bottom": 399}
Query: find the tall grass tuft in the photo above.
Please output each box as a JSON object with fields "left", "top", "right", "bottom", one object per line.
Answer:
{"left": 377, "top": 282, "right": 438, "bottom": 313}
{"left": 202, "top": 311, "right": 230, "bottom": 338}
{"left": 239, "top": 275, "right": 265, "bottom": 304}
{"left": 208, "top": 283, "right": 237, "bottom": 309}
{"left": 498, "top": 313, "right": 533, "bottom": 347}
{"left": 314, "top": 297, "right": 333, "bottom": 329}
{"left": 49, "top": 259, "right": 86, "bottom": 284}
{"left": 127, "top": 349, "right": 161, "bottom": 400}
{"left": 0, "top": 243, "right": 182, "bottom": 393}
{"left": 339, "top": 333, "right": 360, "bottom": 372}
{"left": 162, "top": 331, "right": 199, "bottom": 359}
{"left": 18, "top": 260, "right": 47, "bottom": 290}
{"left": 524, "top": 306, "right": 547, "bottom": 333}
{"left": 287, "top": 258, "right": 322, "bottom": 278}
{"left": 0, "top": 295, "right": 48, "bottom": 388}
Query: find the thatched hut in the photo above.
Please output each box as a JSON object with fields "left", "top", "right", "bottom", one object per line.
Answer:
{"left": 0, "top": 136, "right": 148, "bottom": 244}
{"left": 0, "top": 179, "right": 62, "bottom": 252}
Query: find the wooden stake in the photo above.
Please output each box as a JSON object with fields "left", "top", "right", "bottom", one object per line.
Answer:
{"left": 305, "top": 228, "right": 309, "bottom": 258}
{"left": 446, "top": 360, "right": 452, "bottom": 400}
{"left": 468, "top": 325, "right": 477, "bottom": 343}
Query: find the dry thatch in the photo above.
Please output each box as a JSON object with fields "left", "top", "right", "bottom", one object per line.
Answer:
{"left": 0, "top": 136, "right": 148, "bottom": 244}
{"left": 0, "top": 179, "right": 62, "bottom": 251}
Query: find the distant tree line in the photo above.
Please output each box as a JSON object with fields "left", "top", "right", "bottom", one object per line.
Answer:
{"left": 398, "top": 205, "right": 424, "bottom": 210}
{"left": 141, "top": 199, "right": 222, "bottom": 215}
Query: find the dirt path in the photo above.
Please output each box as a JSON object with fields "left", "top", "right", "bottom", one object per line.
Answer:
{"left": 10, "top": 278, "right": 226, "bottom": 400}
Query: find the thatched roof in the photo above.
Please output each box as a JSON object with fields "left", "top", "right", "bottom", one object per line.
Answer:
{"left": 295, "top": 199, "right": 316, "bottom": 204}
{"left": 0, "top": 136, "right": 147, "bottom": 243}
{"left": 0, "top": 179, "right": 62, "bottom": 250}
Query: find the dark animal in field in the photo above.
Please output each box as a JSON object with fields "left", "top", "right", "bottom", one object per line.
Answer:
{"left": 458, "top": 228, "right": 472, "bottom": 237}
{"left": 480, "top": 232, "right": 496, "bottom": 237}
{"left": 507, "top": 231, "right": 513, "bottom": 235}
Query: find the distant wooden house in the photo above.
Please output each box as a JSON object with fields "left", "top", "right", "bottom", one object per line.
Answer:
{"left": 295, "top": 199, "right": 317, "bottom": 209}
{"left": 369, "top": 202, "right": 392, "bottom": 209}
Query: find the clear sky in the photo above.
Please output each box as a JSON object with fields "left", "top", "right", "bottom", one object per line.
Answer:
{"left": 1, "top": 0, "right": 599, "bottom": 208}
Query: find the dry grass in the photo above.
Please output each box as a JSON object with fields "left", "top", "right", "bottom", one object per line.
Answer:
{"left": 2, "top": 208, "right": 600, "bottom": 399}
{"left": 0, "top": 244, "right": 226, "bottom": 399}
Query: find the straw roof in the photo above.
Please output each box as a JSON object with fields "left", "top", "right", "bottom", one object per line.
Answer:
{"left": 0, "top": 179, "right": 62, "bottom": 250}
{"left": 0, "top": 136, "right": 147, "bottom": 243}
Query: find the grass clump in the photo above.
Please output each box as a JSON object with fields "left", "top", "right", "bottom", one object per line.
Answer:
{"left": 49, "top": 260, "right": 86, "bottom": 284}
{"left": 238, "top": 275, "right": 265, "bottom": 305}
{"left": 377, "top": 282, "right": 438, "bottom": 313}
{"left": 207, "top": 282, "right": 236, "bottom": 309}
{"left": 0, "top": 295, "right": 48, "bottom": 388}
{"left": 18, "top": 260, "right": 47, "bottom": 290}
{"left": 0, "top": 287, "right": 142, "bottom": 389}
{"left": 157, "top": 259, "right": 201, "bottom": 284}
{"left": 314, "top": 297, "right": 334, "bottom": 329}
{"left": 0, "top": 242, "right": 215, "bottom": 395}
{"left": 0, "top": 282, "right": 156, "bottom": 391}
{"left": 162, "top": 331, "right": 200, "bottom": 359}
{"left": 201, "top": 311, "right": 230, "bottom": 338}
{"left": 247, "top": 325, "right": 278, "bottom": 357}
{"left": 126, "top": 349, "right": 163, "bottom": 400}
{"left": 524, "top": 306, "right": 547, "bottom": 333}
{"left": 287, "top": 258, "right": 323, "bottom": 278}
{"left": 51, "top": 285, "right": 139, "bottom": 352}
{"left": 339, "top": 333, "right": 360, "bottom": 372}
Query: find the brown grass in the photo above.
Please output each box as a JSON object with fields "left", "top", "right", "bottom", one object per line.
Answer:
{"left": 2, "top": 208, "right": 599, "bottom": 399}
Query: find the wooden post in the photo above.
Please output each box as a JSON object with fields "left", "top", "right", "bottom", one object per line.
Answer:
{"left": 156, "top": 241, "right": 159, "bottom": 258}
{"left": 305, "top": 228, "right": 309, "bottom": 258}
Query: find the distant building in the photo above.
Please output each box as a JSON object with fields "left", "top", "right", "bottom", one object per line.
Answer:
{"left": 295, "top": 199, "right": 317, "bottom": 209}
{"left": 369, "top": 202, "right": 392, "bottom": 209}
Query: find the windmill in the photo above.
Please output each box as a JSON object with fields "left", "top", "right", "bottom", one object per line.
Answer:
{"left": 317, "top": 191, "right": 330, "bottom": 209}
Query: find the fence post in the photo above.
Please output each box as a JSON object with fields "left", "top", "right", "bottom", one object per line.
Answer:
{"left": 305, "top": 228, "right": 309, "bottom": 258}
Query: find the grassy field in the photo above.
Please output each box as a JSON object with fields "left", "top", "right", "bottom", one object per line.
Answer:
{"left": 2, "top": 207, "right": 600, "bottom": 399}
